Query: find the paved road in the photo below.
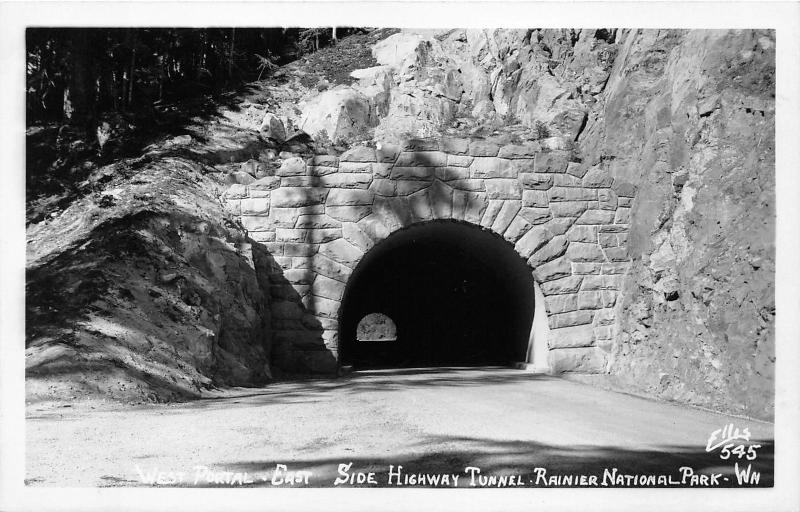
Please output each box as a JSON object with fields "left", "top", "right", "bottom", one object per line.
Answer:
{"left": 26, "top": 368, "right": 773, "bottom": 488}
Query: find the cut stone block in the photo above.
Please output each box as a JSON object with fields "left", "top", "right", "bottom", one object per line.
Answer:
{"left": 276, "top": 157, "right": 307, "bottom": 177}
{"left": 498, "top": 143, "right": 540, "bottom": 159}
{"left": 548, "top": 310, "right": 594, "bottom": 329}
{"left": 577, "top": 290, "right": 604, "bottom": 309}
{"left": 549, "top": 324, "right": 595, "bottom": 349}
{"left": 338, "top": 161, "right": 374, "bottom": 173}
{"left": 276, "top": 228, "right": 341, "bottom": 244}
{"left": 566, "top": 242, "right": 606, "bottom": 262}
{"left": 565, "top": 162, "right": 587, "bottom": 178}
{"left": 468, "top": 140, "right": 501, "bottom": 157}
{"left": 312, "top": 274, "right": 347, "bottom": 301}
{"left": 448, "top": 179, "right": 485, "bottom": 191}
{"left": 401, "top": 138, "right": 439, "bottom": 151}
{"left": 515, "top": 226, "right": 550, "bottom": 259}
{"left": 369, "top": 179, "right": 396, "bottom": 196}
{"left": 463, "top": 192, "right": 488, "bottom": 224}
{"left": 470, "top": 157, "right": 519, "bottom": 179}
{"left": 318, "top": 238, "right": 364, "bottom": 268}
{"left": 375, "top": 142, "right": 400, "bottom": 163}
{"left": 550, "top": 201, "right": 591, "bottom": 218}
{"left": 441, "top": 137, "right": 470, "bottom": 155}
{"left": 522, "top": 189, "right": 549, "bottom": 207}
{"left": 326, "top": 205, "right": 372, "bottom": 223}
{"left": 519, "top": 207, "right": 551, "bottom": 225}
{"left": 308, "top": 155, "right": 339, "bottom": 167}
{"left": 357, "top": 215, "right": 390, "bottom": 244}
{"left": 342, "top": 222, "right": 375, "bottom": 252}
{"left": 520, "top": 173, "right": 554, "bottom": 190}
{"left": 390, "top": 166, "right": 436, "bottom": 180}
{"left": 284, "top": 243, "right": 318, "bottom": 257}
{"left": 480, "top": 199, "right": 504, "bottom": 228}
{"left": 311, "top": 253, "right": 353, "bottom": 282}
{"left": 240, "top": 197, "right": 270, "bottom": 215}
{"left": 528, "top": 235, "right": 568, "bottom": 267}
{"left": 295, "top": 214, "right": 341, "bottom": 229}
{"left": 271, "top": 187, "right": 327, "bottom": 208}
{"left": 491, "top": 200, "right": 521, "bottom": 234}
{"left": 604, "top": 247, "right": 630, "bottom": 262}
{"left": 373, "top": 197, "right": 411, "bottom": 231}
{"left": 534, "top": 151, "right": 569, "bottom": 173}
{"left": 485, "top": 179, "right": 522, "bottom": 200}
{"left": 540, "top": 275, "right": 584, "bottom": 295}
{"left": 548, "top": 187, "right": 597, "bottom": 202}
{"left": 614, "top": 207, "right": 631, "bottom": 223}
{"left": 395, "top": 180, "right": 431, "bottom": 195}
{"left": 553, "top": 173, "right": 584, "bottom": 187}
{"left": 446, "top": 154, "right": 473, "bottom": 167}
{"left": 533, "top": 255, "right": 571, "bottom": 282}
{"left": 340, "top": 145, "right": 377, "bottom": 162}
{"left": 326, "top": 189, "right": 374, "bottom": 206}
{"left": 503, "top": 215, "right": 533, "bottom": 243}
{"left": 408, "top": 189, "right": 434, "bottom": 222}
{"left": 429, "top": 180, "right": 454, "bottom": 219}
{"left": 601, "top": 262, "right": 631, "bottom": 275}
{"left": 545, "top": 294, "right": 579, "bottom": 314}
{"left": 436, "top": 166, "right": 471, "bottom": 180}
{"left": 302, "top": 295, "right": 341, "bottom": 319}
{"left": 320, "top": 173, "right": 373, "bottom": 189}
{"left": 395, "top": 151, "right": 447, "bottom": 167}
{"left": 598, "top": 189, "right": 618, "bottom": 210}
{"left": 575, "top": 209, "right": 615, "bottom": 224}
{"left": 241, "top": 215, "right": 273, "bottom": 232}
{"left": 566, "top": 225, "right": 598, "bottom": 243}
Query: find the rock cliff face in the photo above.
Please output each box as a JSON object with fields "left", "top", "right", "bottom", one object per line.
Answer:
{"left": 577, "top": 29, "right": 775, "bottom": 420}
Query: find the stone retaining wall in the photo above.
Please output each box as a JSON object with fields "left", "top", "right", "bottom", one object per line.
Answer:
{"left": 221, "top": 138, "right": 634, "bottom": 374}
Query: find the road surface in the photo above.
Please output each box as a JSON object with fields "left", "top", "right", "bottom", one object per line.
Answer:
{"left": 26, "top": 368, "right": 773, "bottom": 487}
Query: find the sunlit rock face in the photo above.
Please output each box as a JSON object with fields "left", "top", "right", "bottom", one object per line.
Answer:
{"left": 575, "top": 29, "right": 775, "bottom": 420}
{"left": 299, "top": 29, "right": 617, "bottom": 145}
{"left": 299, "top": 85, "right": 375, "bottom": 143}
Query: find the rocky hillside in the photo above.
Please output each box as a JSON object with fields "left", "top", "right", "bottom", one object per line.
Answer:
{"left": 25, "top": 28, "right": 774, "bottom": 419}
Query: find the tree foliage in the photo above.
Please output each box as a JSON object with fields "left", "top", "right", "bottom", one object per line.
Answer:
{"left": 26, "top": 27, "right": 356, "bottom": 127}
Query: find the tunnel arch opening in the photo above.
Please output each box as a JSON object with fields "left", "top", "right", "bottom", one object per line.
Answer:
{"left": 338, "top": 220, "right": 536, "bottom": 369}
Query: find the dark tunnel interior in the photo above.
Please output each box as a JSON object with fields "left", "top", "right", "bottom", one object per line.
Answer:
{"left": 338, "top": 220, "right": 536, "bottom": 369}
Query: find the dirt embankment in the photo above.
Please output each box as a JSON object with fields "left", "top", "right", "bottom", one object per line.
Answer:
{"left": 26, "top": 125, "right": 280, "bottom": 405}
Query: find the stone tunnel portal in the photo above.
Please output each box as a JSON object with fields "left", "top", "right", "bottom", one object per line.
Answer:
{"left": 339, "top": 220, "right": 536, "bottom": 369}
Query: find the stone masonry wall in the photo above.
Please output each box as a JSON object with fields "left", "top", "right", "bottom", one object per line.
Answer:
{"left": 220, "top": 138, "right": 635, "bottom": 375}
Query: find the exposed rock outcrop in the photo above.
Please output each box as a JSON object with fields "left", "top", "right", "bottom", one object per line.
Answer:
{"left": 575, "top": 29, "right": 775, "bottom": 419}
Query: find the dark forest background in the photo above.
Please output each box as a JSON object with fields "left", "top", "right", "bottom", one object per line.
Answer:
{"left": 26, "top": 27, "right": 355, "bottom": 127}
{"left": 25, "top": 27, "right": 367, "bottom": 217}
